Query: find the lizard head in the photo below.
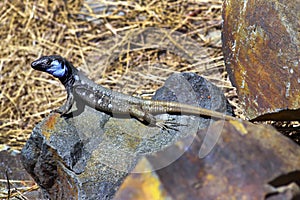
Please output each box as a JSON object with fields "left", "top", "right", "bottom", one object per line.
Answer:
{"left": 31, "top": 55, "right": 68, "bottom": 79}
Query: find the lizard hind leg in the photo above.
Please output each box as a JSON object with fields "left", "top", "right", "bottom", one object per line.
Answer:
{"left": 129, "top": 107, "right": 185, "bottom": 131}
{"left": 129, "top": 107, "right": 158, "bottom": 126}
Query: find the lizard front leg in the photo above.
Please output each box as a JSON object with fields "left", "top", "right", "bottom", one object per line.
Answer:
{"left": 53, "top": 88, "right": 74, "bottom": 115}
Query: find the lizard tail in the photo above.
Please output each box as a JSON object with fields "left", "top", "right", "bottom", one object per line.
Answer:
{"left": 142, "top": 100, "right": 236, "bottom": 121}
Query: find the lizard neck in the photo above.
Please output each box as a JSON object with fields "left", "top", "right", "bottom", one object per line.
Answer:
{"left": 59, "top": 59, "right": 77, "bottom": 89}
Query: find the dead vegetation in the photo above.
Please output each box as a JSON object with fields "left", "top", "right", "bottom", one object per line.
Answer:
{"left": 0, "top": 0, "right": 237, "bottom": 151}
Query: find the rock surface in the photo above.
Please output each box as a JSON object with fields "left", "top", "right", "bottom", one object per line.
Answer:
{"left": 21, "top": 73, "right": 232, "bottom": 199}
{"left": 116, "top": 120, "right": 300, "bottom": 199}
{"left": 222, "top": 0, "right": 300, "bottom": 120}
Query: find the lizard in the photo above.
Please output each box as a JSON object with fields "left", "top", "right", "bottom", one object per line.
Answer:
{"left": 31, "top": 55, "right": 236, "bottom": 128}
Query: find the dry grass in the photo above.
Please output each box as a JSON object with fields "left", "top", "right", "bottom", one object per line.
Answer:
{"left": 0, "top": 0, "right": 237, "bottom": 152}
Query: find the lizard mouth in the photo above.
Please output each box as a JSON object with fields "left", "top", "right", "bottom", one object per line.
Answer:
{"left": 31, "top": 58, "right": 49, "bottom": 71}
{"left": 31, "top": 61, "right": 39, "bottom": 69}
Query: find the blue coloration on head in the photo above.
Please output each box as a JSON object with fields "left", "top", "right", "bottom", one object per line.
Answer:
{"left": 45, "top": 60, "right": 67, "bottom": 78}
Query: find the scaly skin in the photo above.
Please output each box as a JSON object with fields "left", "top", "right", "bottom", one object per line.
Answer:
{"left": 31, "top": 55, "right": 236, "bottom": 127}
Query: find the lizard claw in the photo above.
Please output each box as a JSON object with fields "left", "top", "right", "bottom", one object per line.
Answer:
{"left": 155, "top": 117, "right": 187, "bottom": 132}
{"left": 50, "top": 108, "right": 61, "bottom": 114}
{"left": 51, "top": 106, "right": 68, "bottom": 116}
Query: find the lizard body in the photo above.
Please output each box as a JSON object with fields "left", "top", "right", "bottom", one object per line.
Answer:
{"left": 31, "top": 55, "right": 236, "bottom": 127}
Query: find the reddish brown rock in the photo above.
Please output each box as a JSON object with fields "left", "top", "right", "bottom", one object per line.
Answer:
{"left": 116, "top": 120, "right": 300, "bottom": 199}
{"left": 222, "top": 0, "right": 300, "bottom": 120}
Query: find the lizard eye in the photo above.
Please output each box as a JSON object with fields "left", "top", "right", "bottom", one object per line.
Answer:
{"left": 46, "top": 59, "right": 52, "bottom": 65}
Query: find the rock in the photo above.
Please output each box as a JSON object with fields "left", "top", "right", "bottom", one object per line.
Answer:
{"left": 21, "top": 73, "right": 232, "bottom": 199}
{"left": 116, "top": 120, "right": 300, "bottom": 199}
{"left": 222, "top": 0, "right": 300, "bottom": 120}
{"left": 160, "top": 120, "right": 300, "bottom": 199}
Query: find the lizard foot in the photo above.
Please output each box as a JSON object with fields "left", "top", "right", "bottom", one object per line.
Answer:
{"left": 51, "top": 108, "right": 63, "bottom": 114}
{"left": 51, "top": 106, "right": 68, "bottom": 116}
